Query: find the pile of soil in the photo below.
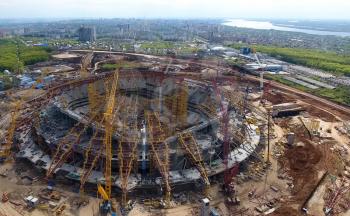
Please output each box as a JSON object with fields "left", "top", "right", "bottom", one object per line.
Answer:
{"left": 303, "top": 105, "right": 337, "bottom": 122}
{"left": 282, "top": 142, "right": 322, "bottom": 202}
{"left": 270, "top": 205, "right": 302, "bottom": 216}
{"left": 265, "top": 91, "right": 293, "bottom": 105}
{"left": 287, "top": 143, "right": 321, "bottom": 172}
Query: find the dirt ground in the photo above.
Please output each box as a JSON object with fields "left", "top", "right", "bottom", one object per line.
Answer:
{"left": 0, "top": 161, "right": 101, "bottom": 216}
{"left": 273, "top": 114, "right": 350, "bottom": 216}
{"left": 283, "top": 142, "right": 322, "bottom": 202}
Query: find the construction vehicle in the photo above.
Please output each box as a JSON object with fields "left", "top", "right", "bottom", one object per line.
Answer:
{"left": 224, "top": 181, "right": 240, "bottom": 206}
{"left": 55, "top": 203, "right": 67, "bottom": 215}
{"left": 97, "top": 184, "right": 113, "bottom": 214}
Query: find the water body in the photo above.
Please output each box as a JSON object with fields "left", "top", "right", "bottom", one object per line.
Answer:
{"left": 222, "top": 19, "right": 350, "bottom": 37}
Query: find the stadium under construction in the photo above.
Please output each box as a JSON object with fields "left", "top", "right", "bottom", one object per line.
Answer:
{"left": 11, "top": 52, "right": 264, "bottom": 208}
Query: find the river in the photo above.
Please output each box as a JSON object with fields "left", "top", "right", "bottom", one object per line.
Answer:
{"left": 222, "top": 19, "right": 350, "bottom": 37}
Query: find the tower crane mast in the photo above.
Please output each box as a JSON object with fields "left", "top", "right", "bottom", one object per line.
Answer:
{"left": 81, "top": 52, "right": 99, "bottom": 115}
{"left": 0, "top": 101, "right": 21, "bottom": 161}
{"left": 100, "top": 70, "right": 119, "bottom": 213}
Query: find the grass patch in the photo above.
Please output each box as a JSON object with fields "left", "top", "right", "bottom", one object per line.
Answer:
{"left": 312, "top": 86, "right": 350, "bottom": 105}
{"left": 225, "top": 58, "right": 248, "bottom": 67}
{"left": 266, "top": 74, "right": 309, "bottom": 92}
{"left": 141, "top": 41, "right": 175, "bottom": 50}
{"left": 266, "top": 74, "right": 350, "bottom": 106}
{"left": 101, "top": 61, "right": 140, "bottom": 70}
{"left": 140, "top": 41, "right": 199, "bottom": 54}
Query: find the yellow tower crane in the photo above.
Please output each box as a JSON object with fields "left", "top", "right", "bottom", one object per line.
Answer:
{"left": 99, "top": 70, "right": 119, "bottom": 214}
{"left": 81, "top": 53, "right": 99, "bottom": 115}
{"left": 0, "top": 101, "right": 21, "bottom": 161}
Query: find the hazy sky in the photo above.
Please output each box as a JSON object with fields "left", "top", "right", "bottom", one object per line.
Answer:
{"left": 0, "top": 0, "right": 349, "bottom": 19}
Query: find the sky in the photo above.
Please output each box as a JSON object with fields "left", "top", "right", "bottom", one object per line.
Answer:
{"left": 0, "top": 0, "right": 350, "bottom": 20}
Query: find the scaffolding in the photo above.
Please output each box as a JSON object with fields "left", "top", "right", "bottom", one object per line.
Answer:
{"left": 222, "top": 89, "right": 245, "bottom": 116}
{"left": 178, "top": 132, "right": 210, "bottom": 195}
{"left": 81, "top": 53, "right": 99, "bottom": 115}
{"left": 177, "top": 83, "right": 188, "bottom": 128}
{"left": 0, "top": 101, "right": 21, "bottom": 159}
{"left": 118, "top": 96, "right": 139, "bottom": 207}
{"left": 171, "top": 82, "right": 188, "bottom": 129}
{"left": 46, "top": 112, "right": 99, "bottom": 178}
{"left": 79, "top": 121, "right": 104, "bottom": 193}
{"left": 196, "top": 97, "right": 217, "bottom": 118}
{"left": 80, "top": 71, "right": 120, "bottom": 193}
{"left": 81, "top": 77, "right": 130, "bottom": 197}
{"left": 145, "top": 111, "right": 171, "bottom": 207}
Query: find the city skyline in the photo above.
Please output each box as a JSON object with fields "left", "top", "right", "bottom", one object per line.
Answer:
{"left": 0, "top": 0, "right": 350, "bottom": 20}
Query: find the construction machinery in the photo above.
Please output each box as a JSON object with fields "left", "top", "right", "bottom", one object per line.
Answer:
{"left": 80, "top": 73, "right": 132, "bottom": 199}
{"left": 252, "top": 50, "right": 272, "bottom": 103}
{"left": 249, "top": 48, "right": 265, "bottom": 91}
{"left": 0, "top": 101, "right": 21, "bottom": 162}
{"left": 211, "top": 81, "right": 232, "bottom": 187}
{"left": 211, "top": 80, "right": 242, "bottom": 204}
{"left": 99, "top": 70, "right": 119, "bottom": 214}
{"left": 97, "top": 183, "right": 113, "bottom": 214}
{"left": 253, "top": 51, "right": 265, "bottom": 91}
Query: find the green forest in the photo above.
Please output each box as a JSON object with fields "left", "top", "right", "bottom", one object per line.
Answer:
{"left": 230, "top": 44, "right": 350, "bottom": 76}
{"left": 0, "top": 39, "right": 51, "bottom": 73}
